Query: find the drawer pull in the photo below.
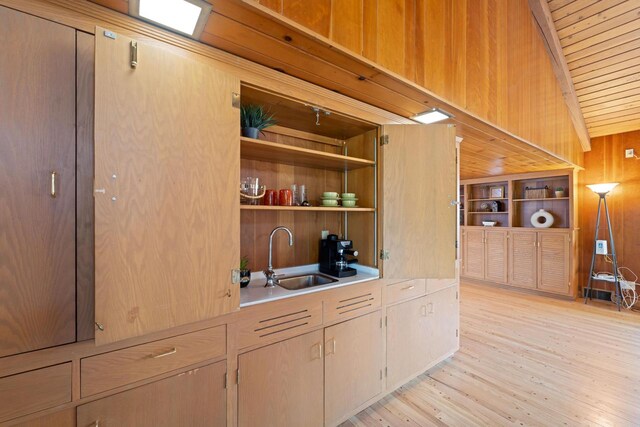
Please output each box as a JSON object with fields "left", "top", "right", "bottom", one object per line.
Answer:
{"left": 402, "top": 285, "right": 415, "bottom": 291}
{"left": 150, "top": 347, "right": 177, "bottom": 359}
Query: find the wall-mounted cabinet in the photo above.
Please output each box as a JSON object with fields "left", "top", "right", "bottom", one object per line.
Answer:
{"left": 239, "top": 86, "right": 378, "bottom": 272}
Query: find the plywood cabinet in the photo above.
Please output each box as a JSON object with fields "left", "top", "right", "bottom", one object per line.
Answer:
{"left": 324, "top": 311, "right": 384, "bottom": 426}
{"left": 386, "top": 285, "right": 459, "bottom": 390}
{"left": 462, "top": 228, "right": 486, "bottom": 280}
{"left": 462, "top": 228, "right": 507, "bottom": 283}
{"left": 386, "top": 296, "right": 430, "bottom": 387}
{"left": 0, "top": 5, "right": 76, "bottom": 358}
{"left": 380, "top": 125, "right": 457, "bottom": 280}
{"left": 485, "top": 230, "right": 508, "bottom": 284}
{"left": 93, "top": 29, "right": 241, "bottom": 345}
{"left": 77, "top": 361, "right": 226, "bottom": 427}
{"left": 509, "top": 231, "right": 538, "bottom": 289}
{"left": 538, "top": 232, "right": 571, "bottom": 294}
{"left": 238, "top": 330, "right": 324, "bottom": 427}
{"left": 426, "top": 285, "right": 460, "bottom": 364}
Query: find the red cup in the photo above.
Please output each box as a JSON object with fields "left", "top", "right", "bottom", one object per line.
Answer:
{"left": 264, "top": 189, "right": 278, "bottom": 206}
{"left": 279, "top": 189, "right": 293, "bottom": 206}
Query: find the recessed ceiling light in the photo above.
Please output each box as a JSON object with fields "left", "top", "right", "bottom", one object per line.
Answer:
{"left": 412, "top": 108, "right": 453, "bottom": 124}
{"left": 130, "top": 0, "right": 212, "bottom": 38}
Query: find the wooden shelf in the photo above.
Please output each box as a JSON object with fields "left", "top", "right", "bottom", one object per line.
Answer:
{"left": 240, "top": 205, "right": 375, "bottom": 212}
{"left": 467, "top": 198, "right": 508, "bottom": 201}
{"left": 240, "top": 137, "right": 375, "bottom": 171}
{"left": 513, "top": 197, "right": 569, "bottom": 201}
{"left": 468, "top": 212, "right": 508, "bottom": 214}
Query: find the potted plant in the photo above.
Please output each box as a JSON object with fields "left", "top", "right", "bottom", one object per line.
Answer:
{"left": 240, "top": 104, "right": 276, "bottom": 139}
{"left": 239, "top": 256, "right": 251, "bottom": 288}
{"left": 555, "top": 187, "right": 565, "bottom": 198}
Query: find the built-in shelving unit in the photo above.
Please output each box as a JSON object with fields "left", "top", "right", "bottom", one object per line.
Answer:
{"left": 460, "top": 170, "right": 574, "bottom": 229}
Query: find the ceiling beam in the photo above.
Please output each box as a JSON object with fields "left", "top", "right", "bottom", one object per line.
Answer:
{"left": 529, "top": 0, "right": 592, "bottom": 152}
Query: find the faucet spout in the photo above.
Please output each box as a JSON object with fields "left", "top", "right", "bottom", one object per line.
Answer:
{"left": 264, "top": 226, "right": 294, "bottom": 288}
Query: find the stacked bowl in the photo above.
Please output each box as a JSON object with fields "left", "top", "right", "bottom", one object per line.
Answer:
{"left": 341, "top": 193, "right": 358, "bottom": 207}
{"left": 321, "top": 192, "right": 340, "bottom": 207}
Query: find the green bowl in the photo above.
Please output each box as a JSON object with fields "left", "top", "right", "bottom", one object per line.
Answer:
{"left": 342, "top": 199, "right": 357, "bottom": 207}
{"left": 322, "top": 199, "right": 339, "bottom": 206}
{"left": 341, "top": 193, "right": 356, "bottom": 199}
{"left": 323, "top": 192, "right": 339, "bottom": 198}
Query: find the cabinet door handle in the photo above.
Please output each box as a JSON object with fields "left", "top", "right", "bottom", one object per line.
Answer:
{"left": 402, "top": 285, "right": 415, "bottom": 291}
{"left": 50, "top": 171, "right": 57, "bottom": 198}
{"left": 420, "top": 305, "right": 427, "bottom": 317}
{"left": 312, "top": 343, "right": 323, "bottom": 360}
{"left": 150, "top": 347, "right": 177, "bottom": 359}
{"left": 428, "top": 303, "right": 434, "bottom": 314}
{"left": 326, "top": 338, "right": 336, "bottom": 355}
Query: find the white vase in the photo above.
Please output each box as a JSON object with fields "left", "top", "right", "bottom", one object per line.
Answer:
{"left": 531, "top": 209, "right": 554, "bottom": 228}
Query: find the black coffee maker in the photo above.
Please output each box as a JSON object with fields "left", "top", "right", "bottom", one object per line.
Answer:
{"left": 319, "top": 234, "right": 359, "bottom": 278}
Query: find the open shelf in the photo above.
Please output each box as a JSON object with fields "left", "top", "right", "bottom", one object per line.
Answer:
{"left": 467, "top": 198, "right": 508, "bottom": 202}
{"left": 468, "top": 212, "right": 508, "bottom": 214}
{"left": 513, "top": 197, "right": 569, "bottom": 202}
{"left": 240, "top": 137, "right": 375, "bottom": 171}
{"left": 241, "top": 205, "right": 375, "bottom": 212}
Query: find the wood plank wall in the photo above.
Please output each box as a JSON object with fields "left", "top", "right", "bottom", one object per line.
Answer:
{"left": 580, "top": 130, "right": 640, "bottom": 294}
{"left": 257, "top": 0, "right": 584, "bottom": 167}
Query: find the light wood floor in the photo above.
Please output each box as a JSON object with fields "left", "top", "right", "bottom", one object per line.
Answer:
{"left": 341, "top": 282, "right": 640, "bottom": 427}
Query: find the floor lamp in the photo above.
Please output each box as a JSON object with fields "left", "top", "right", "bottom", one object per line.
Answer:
{"left": 584, "top": 182, "right": 620, "bottom": 311}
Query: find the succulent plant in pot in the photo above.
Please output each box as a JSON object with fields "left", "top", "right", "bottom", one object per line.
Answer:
{"left": 240, "top": 104, "right": 276, "bottom": 139}
{"left": 239, "top": 256, "right": 251, "bottom": 288}
{"left": 555, "top": 187, "right": 565, "bottom": 198}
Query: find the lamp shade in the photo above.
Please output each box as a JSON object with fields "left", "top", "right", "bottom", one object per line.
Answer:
{"left": 586, "top": 182, "right": 619, "bottom": 195}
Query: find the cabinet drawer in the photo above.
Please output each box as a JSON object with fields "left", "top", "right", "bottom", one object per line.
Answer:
{"left": 324, "top": 282, "right": 382, "bottom": 323}
{"left": 0, "top": 363, "right": 71, "bottom": 422}
{"left": 81, "top": 325, "right": 226, "bottom": 397}
{"left": 238, "top": 298, "right": 322, "bottom": 350}
{"left": 386, "top": 279, "right": 426, "bottom": 305}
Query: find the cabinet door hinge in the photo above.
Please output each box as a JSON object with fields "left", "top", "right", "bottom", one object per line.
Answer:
{"left": 231, "top": 269, "right": 241, "bottom": 284}
{"left": 232, "top": 92, "right": 240, "bottom": 109}
{"left": 379, "top": 249, "right": 390, "bottom": 260}
{"left": 379, "top": 135, "right": 389, "bottom": 146}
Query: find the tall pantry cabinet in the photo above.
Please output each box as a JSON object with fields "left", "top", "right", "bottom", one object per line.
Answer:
{"left": 0, "top": 6, "right": 76, "bottom": 357}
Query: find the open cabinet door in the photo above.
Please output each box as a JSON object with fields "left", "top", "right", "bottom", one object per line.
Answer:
{"left": 380, "top": 124, "right": 457, "bottom": 280}
{"left": 94, "top": 28, "right": 240, "bottom": 345}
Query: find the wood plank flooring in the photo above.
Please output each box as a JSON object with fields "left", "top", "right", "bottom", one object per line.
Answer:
{"left": 341, "top": 282, "right": 640, "bottom": 427}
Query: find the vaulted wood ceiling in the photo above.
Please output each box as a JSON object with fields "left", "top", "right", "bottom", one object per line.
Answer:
{"left": 547, "top": 0, "right": 640, "bottom": 138}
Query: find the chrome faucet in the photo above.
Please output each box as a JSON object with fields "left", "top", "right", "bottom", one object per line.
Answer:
{"left": 264, "top": 226, "right": 294, "bottom": 287}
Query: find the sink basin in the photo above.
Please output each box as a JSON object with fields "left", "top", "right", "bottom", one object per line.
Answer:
{"left": 277, "top": 273, "right": 338, "bottom": 290}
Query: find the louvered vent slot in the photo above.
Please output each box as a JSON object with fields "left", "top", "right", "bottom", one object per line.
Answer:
{"left": 336, "top": 293, "right": 374, "bottom": 315}
{"left": 255, "top": 309, "right": 311, "bottom": 338}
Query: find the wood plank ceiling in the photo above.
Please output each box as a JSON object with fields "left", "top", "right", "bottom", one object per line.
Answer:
{"left": 86, "top": 0, "right": 580, "bottom": 179}
{"left": 547, "top": 0, "right": 640, "bottom": 138}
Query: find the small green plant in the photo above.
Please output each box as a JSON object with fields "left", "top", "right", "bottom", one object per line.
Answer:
{"left": 240, "top": 256, "right": 250, "bottom": 271}
{"left": 556, "top": 187, "right": 564, "bottom": 192}
{"left": 240, "top": 104, "right": 276, "bottom": 131}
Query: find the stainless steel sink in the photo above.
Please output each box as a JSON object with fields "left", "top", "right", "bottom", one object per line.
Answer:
{"left": 277, "top": 273, "right": 338, "bottom": 290}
